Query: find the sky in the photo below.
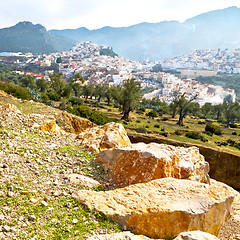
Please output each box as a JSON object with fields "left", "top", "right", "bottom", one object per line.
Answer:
{"left": 0, "top": 0, "right": 240, "bottom": 30}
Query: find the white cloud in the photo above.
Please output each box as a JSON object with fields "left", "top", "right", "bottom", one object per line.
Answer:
{"left": 0, "top": 0, "right": 239, "bottom": 30}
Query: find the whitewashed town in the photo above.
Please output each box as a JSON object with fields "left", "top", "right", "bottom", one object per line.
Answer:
{"left": 1, "top": 41, "right": 236, "bottom": 106}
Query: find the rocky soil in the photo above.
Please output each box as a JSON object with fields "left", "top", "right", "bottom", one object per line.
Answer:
{"left": 0, "top": 96, "right": 120, "bottom": 239}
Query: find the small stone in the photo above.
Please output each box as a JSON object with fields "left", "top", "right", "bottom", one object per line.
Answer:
{"left": 65, "top": 202, "right": 71, "bottom": 208}
{"left": 2, "top": 225, "right": 11, "bottom": 232}
{"left": 7, "top": 191, "right": 14, "bottom": 197}
{"left": 72, "top": 219, "right": 78, "bottom": 224}
{"left": 20, "top": 191, "right": 28, "bottom": 195}
{"left": 0, "top": 191, "right": 4, "bottom": 196}
{"left": 41, "top": 200, "right": 48, "bottom": 207}
{"left": 30, "top": 198, "right": 38, "bottom": 203}
{"left": 10, "top": 227, "right": 17, "bottom": 233}
{"left": 53, "top": 190, "right": 62, "bottom": 197}
{"left": 19, "top": 216, "right": 24, "bottom": 221}
{"left": 2, "top": 164, "right": 8, "bottom": 168}
{"left": 2, "top": 206, "right": 10, "bottom": 211}
{"left": 7, "top": 185, "right": 14, "bottom": 191}
{"left": 28, "top": 215, "right": 36, "bottom": 221}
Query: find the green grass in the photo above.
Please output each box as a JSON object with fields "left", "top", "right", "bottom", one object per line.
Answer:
{"left": 0, "top": 182, "right": 121, "bottom": 239}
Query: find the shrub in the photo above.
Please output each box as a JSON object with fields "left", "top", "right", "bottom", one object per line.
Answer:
{"left": 162, "top": 117, "right": 169, "bottom": 121}
{"left": 232, "top": 132, "right": 237, "bottom": 135}
{"left": 154, "top": 124, "right": 160, "bottom": 128}
{"left": 156, "top": 108, "right": 164, "bottom": 116}
{"left": 205, "top": 123, "right": 222, "bottom": 135}
{"left": 145, "top": 125, "right": 149, "bottom": 128}
{"left": 136, "top": 110, "right": 144, "bottom": 114}
{"left": 41, "top": 92, "right": 50, "bottom": 102}
{"left": 205, "top": 123, "right": 215, "bottom": 133}
{"left": 138, "top": 107, "right": 146, "bottom": 112}
{"left": 136, "top": 127, "right": 147, "bottom": 134}
{"left": 47, "top": 92, "right": 61, "bottom": 101}
{"left": 174, "top": 130, "right": 182, "bottom": 135}
{"left": 161, "top": 128, "right": 165, "bottom": 132}
{"left": 0, "top": 81, "right": 33, "bottom": 100}
{"left": 205, "top": 131, "right": 213, "bottom": 136}
{"left": 200, "top": 135, "right": 208, "bottom": 142}
{"left": 229, "top": 123, "right": 238, "bottom": 128}
{"left": 185, "top": 131, "right": 202, "bottom": 140}
{"left": 198, "top": 121, "right": 205, "bottom": 124}
{"left": 68, "top": 105, "right": 114, "bottom": 125}
{"left": 68, "top": 97, "right": 84, "bottom": 106}
{"left": 147, "top": 110, "right": 158, "bottom": 119}
{"left": 160, "top": 132, "right": 168, "bottom": 137}
{"left": 136, "top": 119, "right": 141, "bottom": 123}
{"left": 214, "top": 128, "right": 222, "bottom": 136}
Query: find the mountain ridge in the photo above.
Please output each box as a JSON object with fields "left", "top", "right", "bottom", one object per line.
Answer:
{"left": 50, "top": 6, "right": 240, "bottom": 60}
{"left": 1, "top": 7, "right": 240, "bottom": 60}
{"left": 0, "top": 21, "right": 76, "bottom": 54}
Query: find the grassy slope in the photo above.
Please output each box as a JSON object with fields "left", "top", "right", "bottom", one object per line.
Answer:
{"left": 93, "top": 101, "right": 240, "bottom": 156}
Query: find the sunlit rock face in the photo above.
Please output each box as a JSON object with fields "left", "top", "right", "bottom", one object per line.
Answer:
{"left": 56, "top": 112, "right": 96, "bottom": 134}
{"left": 73, "top": 178, "right": 235, "bottom": 239}
{"left": 76, "top": 122, "right": 131, "bottom": 154}
{"left": 97, "top": 142, "right": 209, "bottom": 187}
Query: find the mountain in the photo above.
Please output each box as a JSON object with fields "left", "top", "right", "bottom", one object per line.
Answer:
{"left": 50, "top": 6, "right": 240, "bottom": 61}
{"left": 0, "top": 21, "right": 76, "bottom": 54}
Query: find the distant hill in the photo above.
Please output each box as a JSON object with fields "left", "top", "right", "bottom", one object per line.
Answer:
{"left": 0, "top": 21, "right": 76, "bottom": 54}
{"left": 50, "top": 6, "right": 240, "bottom": 61}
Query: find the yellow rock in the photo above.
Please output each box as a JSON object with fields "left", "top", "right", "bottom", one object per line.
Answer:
{"left": 97, "top": 143, "right": 209, "bottom": 187}
{"left": 77, "top": 122, "right": 131, "bottom": 154}
{"left": 56, "top": 112, "right": 96, "bottom": 134}
{"left": 73, "top": 178, "right": 235, "bottom": 239}
{"left": 35, "top": 120, "right": 65, "bottom": 134}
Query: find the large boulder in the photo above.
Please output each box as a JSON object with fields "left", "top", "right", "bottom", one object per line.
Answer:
{"left": 76, "top": 122, "right": 131, "bottom": 154}
{"left": 73, "top": 178, "right": 235, "bottom": 239}
{"left": 97, "top": 142, "right": 209, "bottom": 187}
{"left": 56, "top": 112, "right": 96, "bottom": 134}
{"left": 174, "top": 231, "right": 219, "bottom": 240}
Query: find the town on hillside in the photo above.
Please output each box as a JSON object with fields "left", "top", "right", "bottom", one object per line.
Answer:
{"left": 0, "top": 42, "right": 236, "bottom": 106}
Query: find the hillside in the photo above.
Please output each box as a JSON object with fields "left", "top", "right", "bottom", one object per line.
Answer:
{"left": 0, "top": 91, "right": 239, "bottom": 239}
{"left": 0, "top": 92, "right": 121, "bottom": 239}
{"left": 0, "top": 21, "right": 75, "bottom": 54}
{"left": 50, "top": 6, "right": 240, "bottom": 61}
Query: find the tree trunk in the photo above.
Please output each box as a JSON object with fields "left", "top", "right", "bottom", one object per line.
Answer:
{"left": 107, "top": 97, "right": 110, "bottom": 105}
{"left": 177, "top": 110, "right": 184, "bottom": 126}
{"left": 121, "top": 108, "right": 130, "bottom": 121}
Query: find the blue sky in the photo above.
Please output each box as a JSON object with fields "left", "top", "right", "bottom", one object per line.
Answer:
{"left": 0, "top": 0, "right": 240, "bottom": 30}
